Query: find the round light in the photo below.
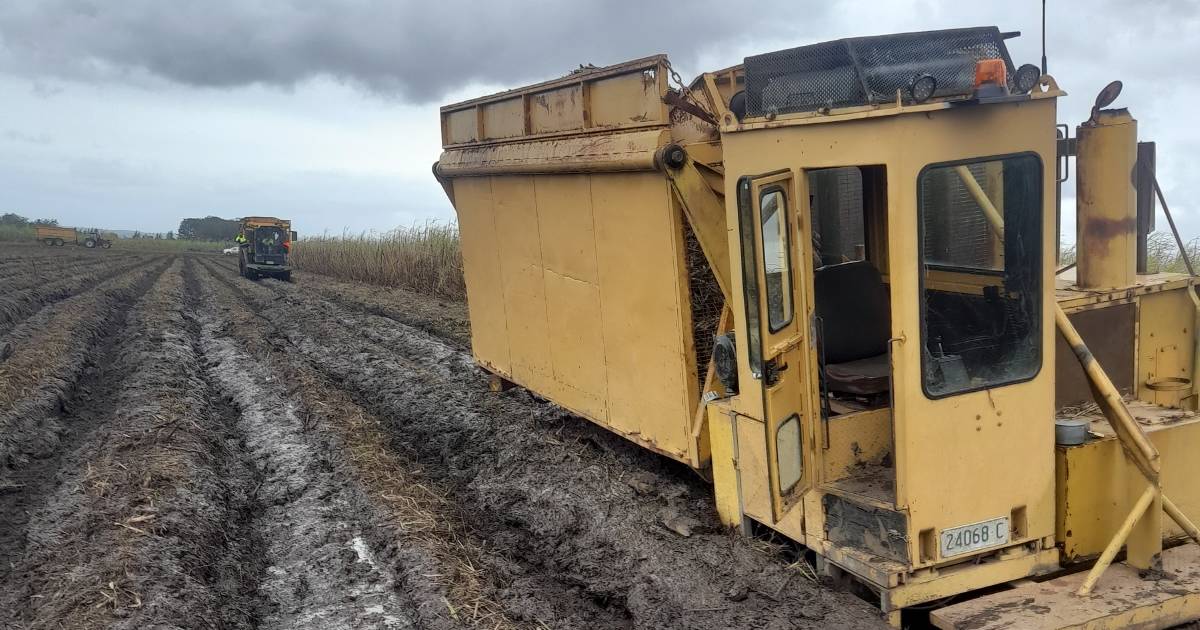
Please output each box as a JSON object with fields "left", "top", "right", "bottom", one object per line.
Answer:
{"left": 909, "top": 74, "right": 937, "bottom": 103}
{"left": 1014, "top": 63, "right": 1041, "bottom": 94}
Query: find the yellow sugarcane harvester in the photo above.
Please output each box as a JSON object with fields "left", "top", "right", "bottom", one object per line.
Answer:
{"left": 434, "top": 26, "right": 1200, "bottom": 628}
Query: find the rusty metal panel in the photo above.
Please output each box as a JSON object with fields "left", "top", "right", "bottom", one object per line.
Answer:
{"left": 822, "top": 493, "right": 909, "bottom": 564}
{"left": 1055, "top": 303, "right": 1135, "bottom": 408}
{"left": 443, "top": 108, "right": 478, "bottom": 145}
{"left": 530, "top": 84, "right": 584, "bottom": 135}
{"left": 450, "top": 177, "right": 510, "bottom": 374}
{"left": 439, "top": 56, "right": 670, "bottom": 148}
{"left": 588, "top": 67, "right": 663, "bottom": 128}
{"left": 481, "top": 97, "right": 526, "bottom": 141}
{"left": 436, "top": 129, "right": 667, "bottom": 177}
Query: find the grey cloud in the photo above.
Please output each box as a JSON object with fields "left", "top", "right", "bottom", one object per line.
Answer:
{"left": 0, "top": 0, "right": 831, "bottom": 103}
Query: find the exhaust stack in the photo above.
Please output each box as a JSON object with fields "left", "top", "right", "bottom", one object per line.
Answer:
{"left": 1076, "top": 107, "right": 1138, "bottom": 289}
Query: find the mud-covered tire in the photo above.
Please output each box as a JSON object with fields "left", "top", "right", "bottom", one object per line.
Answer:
{"left": 101, "top": 241, "right": 112, "bottom": 249}
{"left": 41, "top": 238, "right": 53, "bottom": 246}
{"left": 84, "top": 238, "right": 96, "bottom": 248}
{"left": 279, "top": 271, "right": 292, "bottom": 282}
{"left": 53, "top": 238, "right": 64, "bottom": 246}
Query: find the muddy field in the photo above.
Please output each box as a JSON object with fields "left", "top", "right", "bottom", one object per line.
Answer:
{"left": 0, "top": 245, "right": 885, "bottom": 629}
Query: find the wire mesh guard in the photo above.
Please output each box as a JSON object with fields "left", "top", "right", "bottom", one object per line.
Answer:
{"left": 683, "top": 221, "right": 724, "bottom": 392}
{"left": 744, "top": 27, "right": 1017, "bottom": 117}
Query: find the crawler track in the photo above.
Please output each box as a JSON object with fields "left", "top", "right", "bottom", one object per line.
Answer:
{"left": 0, "top": 252, "right": 887, "bottom": 629}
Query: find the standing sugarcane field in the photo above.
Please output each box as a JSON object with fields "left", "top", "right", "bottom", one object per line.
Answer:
{"left": 4, "top": 3, "right": 1200, "bottom": 630}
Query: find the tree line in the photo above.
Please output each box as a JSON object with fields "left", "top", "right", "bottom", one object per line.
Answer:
{"left": 1, "top": 213, "right": 59, "bottom": 227}
{"left": 1, "top": 213, "right": 242, "bottom": 242}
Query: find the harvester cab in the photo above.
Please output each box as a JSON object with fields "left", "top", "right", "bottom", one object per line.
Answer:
{"left": 237, "top": 216, "right": 293, "bottom": 281}
{"left": 436, "top": 26, "right": 1200, "bottom": 628}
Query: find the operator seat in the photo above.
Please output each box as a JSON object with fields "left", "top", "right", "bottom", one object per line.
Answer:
{"left": 814, "top": 260, "right": 891, "bottom": 396}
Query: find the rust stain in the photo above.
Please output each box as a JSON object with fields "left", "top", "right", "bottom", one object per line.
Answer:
{"left": 1082, "top": 215, "right": 1135, "bottom": 257}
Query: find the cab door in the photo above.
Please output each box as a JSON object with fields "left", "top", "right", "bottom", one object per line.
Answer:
{"left": 735, "top": 172, "right": 816, "bottom": 522}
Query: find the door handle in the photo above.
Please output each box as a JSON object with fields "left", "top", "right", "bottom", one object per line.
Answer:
{"left": 768, "top": 333, "right": 804, "bottom": 356}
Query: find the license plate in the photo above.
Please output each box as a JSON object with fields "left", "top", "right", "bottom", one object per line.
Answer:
{"left": 940, "top": 517, "right": 1009, "bottom": 558}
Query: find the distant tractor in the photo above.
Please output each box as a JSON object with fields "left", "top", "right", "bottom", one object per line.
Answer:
{"left": 36, "top": 226, "right": 112, "bottom": 249}
{"left": 237, "top": 216, "right": 294, "bottom": 281}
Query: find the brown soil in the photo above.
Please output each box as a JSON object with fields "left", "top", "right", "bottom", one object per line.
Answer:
{"left": 0, "top": 252, "right": 887, "bottom": 629}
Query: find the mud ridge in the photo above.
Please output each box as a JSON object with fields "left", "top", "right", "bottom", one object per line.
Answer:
{"left": 0, "top": 257, "right": 174, "bottom": 470}
{"left": 0, "top": 259, "right": 263, "bottom": 629}
{"left": 0, "top": 255, "right": 161, "bottom": 338}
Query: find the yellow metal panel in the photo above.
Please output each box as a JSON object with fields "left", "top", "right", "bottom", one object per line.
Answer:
{"left": 542, "top": 268, "right": 608, "bottom": 421}
{"left": 481, "top": 97, "right": 526, "bottom": 140}
{"left": 591, "top": 173, "right": 690, "bottom": 453}
{"left": 444, "top": 108, "right": 478, "bottom": 145}
{"left": 1138, "top": 289, "right": 1195, "bottom": 407}
{"left": 736, "top": 415, "right": 771, "bottom": 522}
{"left": 707, "top": 402, "right": 742, "bottom": 527}
{"left": 530, "top": 85, "right": 584, "bottom": 135}
{"left": 823, "top": 408, "right": 892, "bottom": 482}
{"left": 534, "top": 175, "right": 599, "bottom": 284}
{"left": 491, "top": 176, "right": 554, "bottom": 386}
{"left": 589, "top": 69, "right": 662, "bottom": 128}
{"left": 451, "top": 177, "right": 510, "bottom": 373}
{"left": 1057, "top": 418, "right": 1200, "bottom": 561}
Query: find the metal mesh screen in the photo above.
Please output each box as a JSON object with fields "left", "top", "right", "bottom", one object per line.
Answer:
{"left": 809, "top": 167, "right": 866, "bottom": 265}
{"left": 920, "top": 163, "right": 1000, "bottom": 269}
{"left": 682, "top": 220, "right": 724, "bottom": 393}
{"left": 745, "top": 27, "right": 1016, "bottom": 116}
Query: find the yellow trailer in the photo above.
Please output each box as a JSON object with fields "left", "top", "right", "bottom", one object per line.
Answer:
{"left": 436, "top": 26, "right": 1200, "bottom": 628}
{"left": 35, "top": 226, "right": 111, "bottom": 248}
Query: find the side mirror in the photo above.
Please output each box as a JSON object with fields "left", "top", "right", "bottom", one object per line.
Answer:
{"left": 1088, "top": 80, "right": 1123, "bottom": 123}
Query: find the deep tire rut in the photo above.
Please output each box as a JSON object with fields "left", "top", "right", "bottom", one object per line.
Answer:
{"left": 192, "top": 258, "right": 885, "bottom": 629}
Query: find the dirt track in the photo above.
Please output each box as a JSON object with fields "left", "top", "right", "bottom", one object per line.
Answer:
{"left": 0, "top": 246, "right": 885, "bottom": 629}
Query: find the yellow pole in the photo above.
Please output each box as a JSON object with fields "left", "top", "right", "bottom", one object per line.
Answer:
{"left": 1077, "top": 484, "right": 1158, "bottom": 596}
{"left": 1164, "top": 494, "right": 1200, "bottom": 547}
{"left": 1054, "top": 305, "right": 1161, "bottom": 480}
{"left": 955, "top": 166, "right": 1005, "bottom": 240}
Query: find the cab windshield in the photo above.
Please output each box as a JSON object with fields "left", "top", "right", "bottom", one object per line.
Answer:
{"left": 917, "top": 154, "right": 1042, "bottom": 398}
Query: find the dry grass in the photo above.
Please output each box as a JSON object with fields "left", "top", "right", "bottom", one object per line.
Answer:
{"left": 1060, "top": 232, "right": 1199, "bottom": 274}
{"left": 290, "top": 222, "right": 465, "bottom": 300}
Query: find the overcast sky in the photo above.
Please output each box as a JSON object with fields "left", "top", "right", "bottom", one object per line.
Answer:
{"left": 0, "top": 0, "right": 1196, "bottom": 243}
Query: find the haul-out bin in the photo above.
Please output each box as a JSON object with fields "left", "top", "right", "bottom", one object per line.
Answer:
{"left": 435, "top": 56, "right": 731, "bottom": 466}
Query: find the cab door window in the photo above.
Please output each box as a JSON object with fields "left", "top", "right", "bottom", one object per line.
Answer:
{"left": 759, "top": 187, "right": 794, "bottom": 332}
